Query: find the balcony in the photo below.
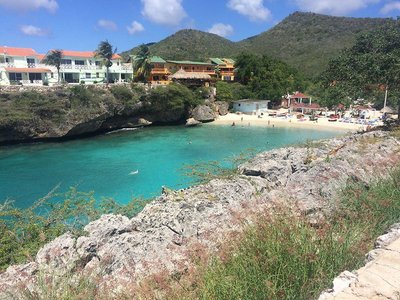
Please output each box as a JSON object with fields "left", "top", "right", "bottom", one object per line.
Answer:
{"left": 0, "top": 63, "right": 15, "bottom": 68}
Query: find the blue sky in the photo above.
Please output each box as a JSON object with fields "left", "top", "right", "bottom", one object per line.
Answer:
{"left": 0, "top": 0, "right": 399, "bottom": 54}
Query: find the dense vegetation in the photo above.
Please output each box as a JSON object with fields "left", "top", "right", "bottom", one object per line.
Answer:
{"left": 122, "top": 12, "right": 393, "bottom": 77}
{"left": 317, "top": 20, "right": 400, "bottom": 117}
{"left": 122, "top": 29, "right": 243, "bottom": 62}
{"left": 214, "top": 53, "right": 306, "bottom": 103}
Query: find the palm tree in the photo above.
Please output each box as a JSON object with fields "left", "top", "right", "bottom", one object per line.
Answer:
{"left": 42, "top": 50, "right": 63, "bottom": 84}
{"left": 94, "top": 40, "right": 117, "bottom": 84}
{"left": 132, "top": 44, "right": 152, "bottom": 83}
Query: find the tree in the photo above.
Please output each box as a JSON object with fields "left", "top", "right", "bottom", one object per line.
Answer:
{"left": 42, "top": 50, "right": 63, "bottom": 84}
{"left": 132, "top": 44, "right": 152, "bottom": 82}
{"left": 321, "top": 20, "right": 400, "bottom": 122}
{"left": 234, "top": 52, "right": 307, "bottom": 100}
{"left": 94, "top": 40, "right": 117, "bottom": 84}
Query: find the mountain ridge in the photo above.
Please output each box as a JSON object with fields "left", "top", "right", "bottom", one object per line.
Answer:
{"left": 122, "top": 12, "right": 394, "bottom": 76}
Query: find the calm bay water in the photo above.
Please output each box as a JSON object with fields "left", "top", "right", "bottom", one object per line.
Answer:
{"left": 0, "top": 125, "right": 339, "bottom": 208}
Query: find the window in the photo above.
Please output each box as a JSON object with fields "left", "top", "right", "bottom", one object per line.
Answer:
{"left": 75, "top": 60, "right": 85, "bottom": 65}
{"left": 51, "top": 72, "right": 54, "bottom": 78}
{"left": 27, "top": 58, "right": 35, "bottom": 64}
{"left": 29, "top": 73, "right": 42, "bottom": 82}
{"left": 96, "top": 72, "right": 99, "bottom": 78}
{"left": 95, "top": 61, "right": 101, "bottom": 66}
{"left": 5, "top": 58, "right": 9, "bottom": 63}
{"left": 9, "top": 73, "right": 22, "bottom": 81}
{"left": 61, "top": 59, "right": 72, "bottom": 65}
{"left": 85, "top": 73, "right": 91, "bottom": 79}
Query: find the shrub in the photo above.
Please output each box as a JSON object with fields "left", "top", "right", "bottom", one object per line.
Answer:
{"left": 110, "top": 85, "right": 134, "bottom": 104}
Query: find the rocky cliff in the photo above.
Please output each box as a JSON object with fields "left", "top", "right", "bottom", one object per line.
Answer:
{"left": 0, "top": 130, "right": 399, "bottom": 297}
{"left": 0, "top": 85, "right": 219, "bottom": 144}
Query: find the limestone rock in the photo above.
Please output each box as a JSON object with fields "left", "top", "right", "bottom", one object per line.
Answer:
{"left": 137, "top": 118, "right": 152, "bottom": 126}
{"left": 185, "top": 118, "right": 201, "bottom": 127}
{"left": 192, "top": 105, "right": 215, "bottom": 122}
{"left": 214, "top": 101, "right": 229, "bottom": 116}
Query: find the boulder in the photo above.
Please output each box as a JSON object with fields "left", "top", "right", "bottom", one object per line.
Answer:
{"left": 185, "top": 118, "right": 201, "bottom": 127}
{"left": 214, "top": 101, "right": 229, "bottom": 116}
{"left": 192, "top": 105, "right": 215, "bottom": 122}
{"left": 138, "top": 118, "right": 152, "bottom": 126}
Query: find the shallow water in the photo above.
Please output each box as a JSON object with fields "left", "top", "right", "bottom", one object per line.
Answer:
{"left": 0, "top": 125, "right": 339, "bottom": 208}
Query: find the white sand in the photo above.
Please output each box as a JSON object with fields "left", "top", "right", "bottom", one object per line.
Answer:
{"left": 212, "top": 113, "right": 369, "bottom": 132}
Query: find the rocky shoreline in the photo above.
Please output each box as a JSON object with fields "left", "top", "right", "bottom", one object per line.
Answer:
{"left": 0, "top": 130, "right": 399, "bottom": 297}
{"left": 0, "top": 85, "right": 228, "bottom": 145}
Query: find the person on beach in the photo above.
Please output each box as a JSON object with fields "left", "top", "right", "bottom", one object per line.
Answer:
{"left": 232, "top": 122, "right": 235, "bottom": 126}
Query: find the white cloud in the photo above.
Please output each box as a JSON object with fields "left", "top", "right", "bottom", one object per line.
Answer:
{"left": 208, "top": 23, "right": 234, "bottom": 37}
{"left": 97, "top": 19, "right": 118, "bottom": 31}
{"left": 141, "top": 0, "right": 187, "bottom": 26}
{"left": 127, "top": 21, "right": 145, "bottom": 34}
{"left": 380, "top": 1, "right": 400, "bottom": 14}
{"left": 20, "top": 25, "right": 48, "bottom": 36}
{"left": 294, "top": 0, "right": 380, "bottom": 15}
{"left": 227, "top": 0, "right": 271, "bottom": 22}
{"left": 0, "top": 0, "right": 58, "bottom": 13}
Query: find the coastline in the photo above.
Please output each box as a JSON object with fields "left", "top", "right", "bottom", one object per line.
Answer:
{"left": 212, "top": 113, "right": 368, "bottom": 132}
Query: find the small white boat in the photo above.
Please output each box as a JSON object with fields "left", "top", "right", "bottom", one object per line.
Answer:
{"left": 129, "top": 170, "right": 139, "bottom": 175}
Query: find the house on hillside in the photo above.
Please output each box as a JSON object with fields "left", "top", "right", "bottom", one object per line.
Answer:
{"left": 166, "top": 60, "right": 215, "bottom": 77}
{"left": 45, "top": 50, "right": 132, "bottom": 84}
{"left": 0, "top": 46, "right": 51, "bottom": 86}
{"left": 233, "top": 99, "right": 270, "bottom": 115}
{"left": 148, "top": 56, "right": 170, "bottom": 85}
{"left": 209, "top": 58, "right": 235, "bottom": 81}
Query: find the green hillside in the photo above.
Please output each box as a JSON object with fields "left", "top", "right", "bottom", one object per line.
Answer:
{"left": 122, "top": 12, "right": 394, "bottom": 77}
{"left": 122, "top": 29, "right": 243, "bottom": 61}
{"left": 239, "top": 12, "right": 394, "bottom": 77}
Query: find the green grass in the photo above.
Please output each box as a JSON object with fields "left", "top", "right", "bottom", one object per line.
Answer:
{"left": 190, "top": 168, "right": 400, "bottom": 300}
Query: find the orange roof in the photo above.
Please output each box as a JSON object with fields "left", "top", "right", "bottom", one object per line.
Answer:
{"left": 36, "top": 54, "right": 46, "bottom": 61}
{"left": 60, "top": 50, "right": 121, "bottom": 60}
{"left": 0, "top": 46, "right": 37, "bottom": 57}
{"left": 5, "top": 67, "right": 51, "bottom": 73}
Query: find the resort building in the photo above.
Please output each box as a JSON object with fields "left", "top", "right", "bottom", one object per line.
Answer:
{"left": 45, "top": 50, "right": 132, "bottom": 84}
{"left": 233, "top": 99, "right": 270, "bottom": 115}
{"left": 209, "top": 58, "right": 236, "bottom": 81}
{"left": 0, "top": 46, "right": 51, "bottom": 86}
{"left": 148, "top": 56, "right": 170, "bottom": 85}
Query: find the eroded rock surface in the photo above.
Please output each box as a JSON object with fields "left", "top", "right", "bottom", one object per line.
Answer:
{"left": 1, "top": 131, "right": 399, "bottom": 297}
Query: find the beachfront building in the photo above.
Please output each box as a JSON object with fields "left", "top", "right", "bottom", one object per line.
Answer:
{"left": 0, "top": 46, "right": 51, "bottom": 86}
{"left": 209, "top": 58, "right": 235, "bottom": 81}
{"left": 166, "top": 60, "right": 216, "bottom": 87}
{"left": 233, "top": 99, "right": 270, "bottom": 115}
{"left": 282, "top": 92, "right": 312, "bottom": 108}
{"left": 46, "top": 50, "right": 132, "bottom": 84}
{"left": 148, "top": 56, "right": 170, "bottom": 85}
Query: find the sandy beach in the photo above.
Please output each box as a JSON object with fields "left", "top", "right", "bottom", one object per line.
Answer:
{"left": 212, "top": 113, "right": 369, "bottom": 132}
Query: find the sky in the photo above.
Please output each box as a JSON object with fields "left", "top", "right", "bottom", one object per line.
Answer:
{"left": 0, "top": 0, "right": 399, "bottom": 54}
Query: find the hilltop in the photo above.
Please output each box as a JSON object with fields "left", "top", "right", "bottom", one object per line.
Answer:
{"left": 122, "top": 12, "right": 394, "bottom": 77}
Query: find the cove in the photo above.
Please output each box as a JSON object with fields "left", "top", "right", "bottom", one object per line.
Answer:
{"left": 0, "top": 125, "right": 339, "bottom": 208}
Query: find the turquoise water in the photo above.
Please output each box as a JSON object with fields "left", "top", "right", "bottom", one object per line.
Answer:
{"left": 0, "top": 125, "right": 338, "bottom": 208}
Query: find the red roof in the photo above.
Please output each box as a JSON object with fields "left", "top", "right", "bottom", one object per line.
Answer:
{"left": 290, "top": 92, "right": 309, "bottom": 99}
{"left": 59, "top": 50, "right": 121, "bottom": 60}
{"left": 5, "top": 67, "right": 51, "bottom": 73}
{"left": 0, "top": 46, "right": 37, "bottom": 57}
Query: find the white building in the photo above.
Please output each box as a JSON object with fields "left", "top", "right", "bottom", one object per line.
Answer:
{"left": 233, "top": 99, "right": 270, "bottom": 115}
{"left": 0, "top": 46, "right": 51, "bottom": 86}
{"left": 0, "top": 46, "right": 133, "bottom": 86}
{"left": 50, "top": 50, "right": 132, "bottom": 84}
